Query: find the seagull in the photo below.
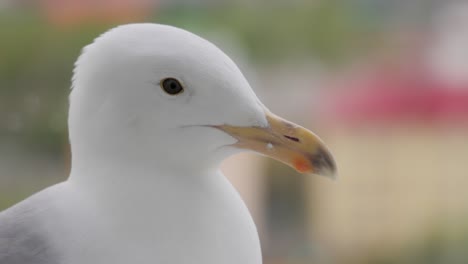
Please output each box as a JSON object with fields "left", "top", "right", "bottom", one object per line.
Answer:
{"left": 0, "top": 23, "right": 336, "bottom": 264}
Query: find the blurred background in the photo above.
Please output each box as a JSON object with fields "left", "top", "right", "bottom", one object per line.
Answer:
{"left": 1, "top": 0, "right": 468, "bottom": 263}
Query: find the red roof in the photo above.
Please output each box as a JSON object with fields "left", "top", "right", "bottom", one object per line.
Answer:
{"left": 38, "top": 0, "right": 154, "bottom": 26}
{"left": 325, "top": 65, "right": 468, "bottom": 126}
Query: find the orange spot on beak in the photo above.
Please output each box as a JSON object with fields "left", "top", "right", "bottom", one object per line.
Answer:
{"left": 293, "top": 157, "right": 311, "bottom": 173}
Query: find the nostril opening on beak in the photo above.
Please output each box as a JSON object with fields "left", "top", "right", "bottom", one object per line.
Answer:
{"left": 283, "top": 135, "right": 300, "bottom": 142}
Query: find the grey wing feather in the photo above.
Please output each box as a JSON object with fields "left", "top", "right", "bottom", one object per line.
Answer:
{"left": 0, "top": 198, "right": 60, "bottom": 264}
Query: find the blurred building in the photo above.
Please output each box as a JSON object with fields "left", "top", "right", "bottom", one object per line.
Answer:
{"left": 306, "top": 6, "right": 468, "bottom": 260}
{"left": 311, "top": 67, "right": 468, "bottom": 261}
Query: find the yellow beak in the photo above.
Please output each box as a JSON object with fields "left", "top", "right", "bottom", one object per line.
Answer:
{"left": 214, "top": 110, "right": 337, "bottom": 178}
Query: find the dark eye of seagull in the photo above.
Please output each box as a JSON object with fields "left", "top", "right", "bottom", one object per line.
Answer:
{"left": 161, "top": 78, "right": 184, "bottom": 95}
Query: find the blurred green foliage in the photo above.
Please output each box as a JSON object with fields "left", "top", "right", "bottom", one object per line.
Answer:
{"left": 0, "top": 13, "right": 112, "bottom": 154}
{"left": 367, "top": 226, "right": 468, "bottom": 264}
{"left": 0, "top": 11, "right": 112, "bottom": 214}
{"left": 157, "top": 1, "right": 380, "bottom": 64}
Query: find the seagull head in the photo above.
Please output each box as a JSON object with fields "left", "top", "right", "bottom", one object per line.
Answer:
{"left": 69, "top": 23, "right": 336, "bottom": 178}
